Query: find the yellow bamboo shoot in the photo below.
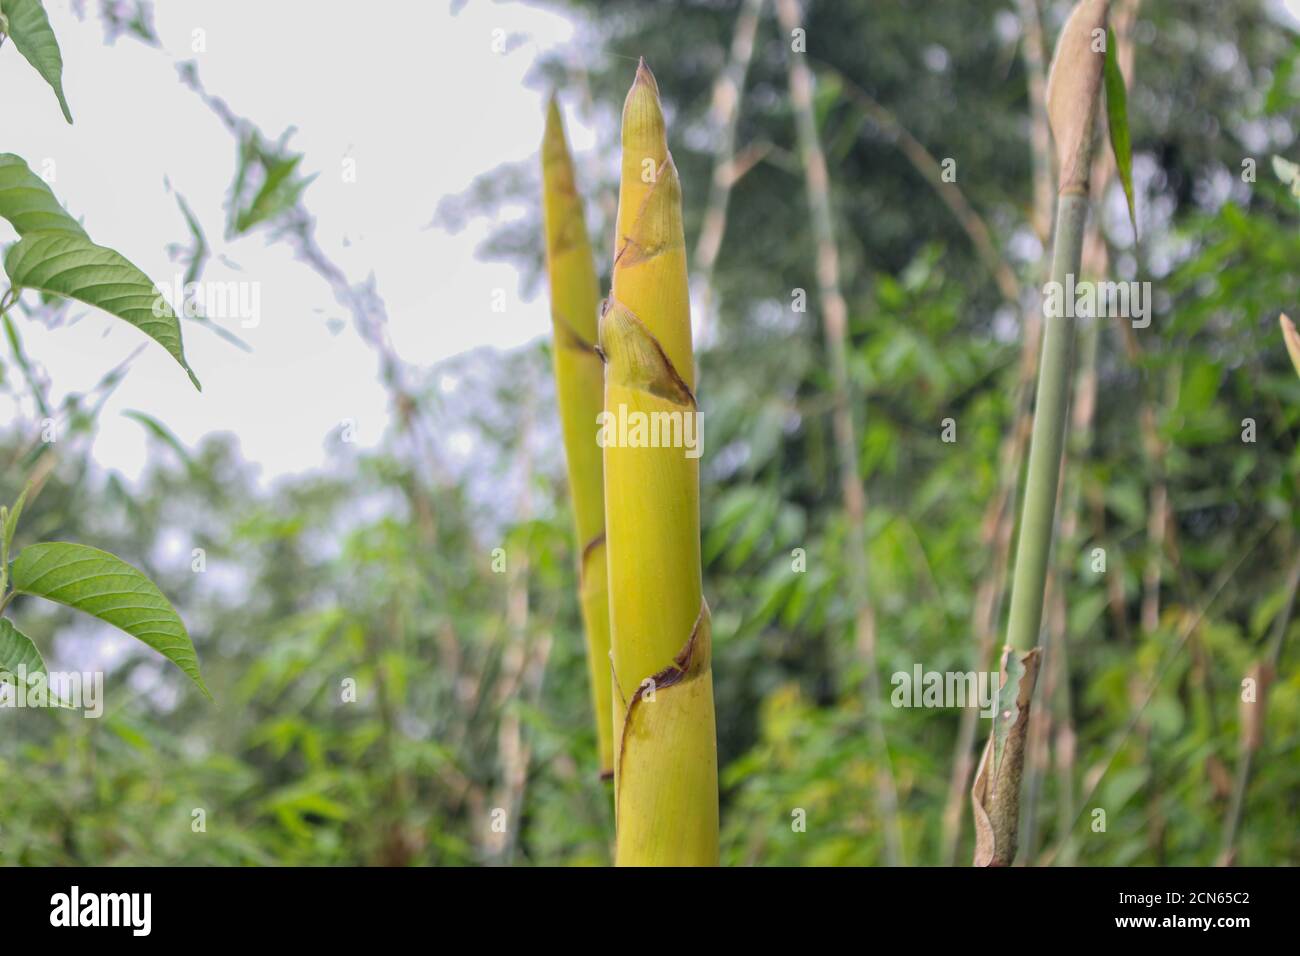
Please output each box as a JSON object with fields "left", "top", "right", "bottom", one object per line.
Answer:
{"left": 541, "top": 97, "right": 615, "bottom": 776}
{"left": 602, "top": 61, "right": 719, "bottom": 866}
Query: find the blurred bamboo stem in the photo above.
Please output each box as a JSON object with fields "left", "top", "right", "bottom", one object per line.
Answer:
{"left": 1218, "top": 552, "right": 1300, "bottom": 865}
{"left": 693, "top": 0, "right": 765, "bottom": 345}
{"left": 487, "top": 394, "right": 535, "bottom": 864}
{"left": 776, "top": 0, "right": 903, "bottom": 866}
{"left": 1019, "top": 0, "right": 1053, "bottom": 243}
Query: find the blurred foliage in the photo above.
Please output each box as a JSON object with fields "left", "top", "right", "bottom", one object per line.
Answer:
{"left": 1, "top": 0, "right": 1299, "bottom": 865}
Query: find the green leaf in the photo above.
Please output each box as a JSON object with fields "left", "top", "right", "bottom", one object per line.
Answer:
{"left": 226, "top": 130, "right": 316, "bottom": 238}
{"left": 2, "top": 482, "right": 29, "bottom": 569}
{"left": 0, "top": 617, "right": 45, "bottom": 686}
{"left": 234, "top": 155, "right": 314, "bottom": 236}
{"left": 10, "top": 541, "right": 210, "bottom": 698}
{"left": 1103, "top": 765, "right": 1149, "bottom": 811}
{"left": 1103, "top": 27, "right": 1136, "bottom": 240}
{"left": 5, "top": 232, "right": 201, "bottom": 389}
{"left": 0, "top": 153, "right": 86, "bottom": 237}
{"left": 123, "top": 409, "right": 194, "bottom": 469}
{"left": 173, "top": 192, "right": 209, "bottom": 287}
{"left": 0, "top": 617, "right": 73, "bottom": 708}
{"left": 0, "top": 155, "right": 200, "bottom": 387}
{"left": 1, "top": 0, "right": 73, "bottom": 123}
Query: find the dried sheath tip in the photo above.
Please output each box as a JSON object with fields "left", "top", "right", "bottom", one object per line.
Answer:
{"left": 1046, "top": 0, "right": 1110, "bottom": 195}
{"left": 634, "top": 56, "right": 659, "bottom": 95}
{"left": 1282, "top": 313, "right": 1300, "bottom": 378}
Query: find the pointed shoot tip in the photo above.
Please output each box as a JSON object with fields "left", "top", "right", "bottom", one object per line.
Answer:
{"left": 634, "top": 58, "right": 659, "bottom": 96}
{"left": 622, "top": 58, "right": 665, "bottom": 147}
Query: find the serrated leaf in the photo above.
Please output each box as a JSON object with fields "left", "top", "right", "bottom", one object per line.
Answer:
{"left": 10, "top": 541, "right": 210, "bottom": 698}
{"left": 0, "top": 617, "right": 45, "bottom": 685}
{"left": 0, "top": 153, "right": 86, "bottom": 237}
{"left": 1, "top": 0, "right": 73, "bottom": 123}
{"left": 1104, "top": 26, "right": 1136, "bottom": 240}
{"left": 5, "top": 232, "right": 201, "bottom": 389}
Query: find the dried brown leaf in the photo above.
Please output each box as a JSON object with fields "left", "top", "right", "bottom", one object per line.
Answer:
{"left": 1046, "top": 0, "right": 1110, "bottom": 194}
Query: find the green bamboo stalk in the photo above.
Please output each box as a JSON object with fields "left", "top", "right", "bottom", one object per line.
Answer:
{"left": 940, "top": 0, "right": 1056, "bottom": 858}
{"left": 972, "top": 0, "right": 1110, "bottom": 868}
{"left": 541, "top": 98, "right": 615, "bottom": 777}
{"left": 602, "top": 61, "right": 718, "bottom": 866}
{"left": 1005, "top": 193, "right": 1088, "bottom": 652}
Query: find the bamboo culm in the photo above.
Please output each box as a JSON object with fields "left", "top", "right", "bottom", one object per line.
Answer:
{"left": 541, "top": 100, "right": 616, "bottom": 778}
{"left": 1004, "top": 193, "right": 1088, "bottom": 656}
{"left": 972, "top": 0, "right": 1110, "bottom": 867}
{"left": 602, "top": 61, "right": 719, "bottom": 867}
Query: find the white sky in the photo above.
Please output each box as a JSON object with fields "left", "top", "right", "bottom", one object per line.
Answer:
{"left": 0, "top": 0, "right": 580, "bottom": 483}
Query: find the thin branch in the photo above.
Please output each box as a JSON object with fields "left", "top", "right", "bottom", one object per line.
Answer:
{"left": 825, "top": 66, "right": 1021, "bottom": 306}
